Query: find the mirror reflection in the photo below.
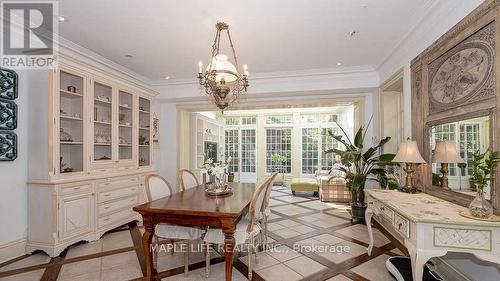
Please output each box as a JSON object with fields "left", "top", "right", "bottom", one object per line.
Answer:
{"left": 430, "top": 116, "right": 490, "bottom": 200}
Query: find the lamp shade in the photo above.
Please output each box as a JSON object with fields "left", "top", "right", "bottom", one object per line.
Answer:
{"left": 433, "top": 140, "right": 465, "bottom": 164}
{"left": 393, "top": 139, "right": 426, "bottom": 163}
{"left": 207, "top": 54, "right": 239, "bottom": 83}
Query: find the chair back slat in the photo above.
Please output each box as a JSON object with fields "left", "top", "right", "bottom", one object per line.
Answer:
{"left": 145, "top": 174, "right": 173, "bottom": 201}
{"left": 263, "top": 173, "right": 278, "bottom": 211}
{"left": 178, "top": 169, "right": 200, "bottom": 192}
{"left": 247, "top": 172, "right": 278, "bottom": 232}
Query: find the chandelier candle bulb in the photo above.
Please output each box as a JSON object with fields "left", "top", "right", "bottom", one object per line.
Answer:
{"left": 198, "top": 61, "right": 203, "bottom": 73}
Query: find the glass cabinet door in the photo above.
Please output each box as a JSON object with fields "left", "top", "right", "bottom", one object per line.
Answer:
{"left": 138, "top": 97, "right": 151, "bottom": 166}
{"left": 92, "top": 81, "right": 113, "bottom": 162}
{"left": 59, "top": 70, "right": 85, "bottom": 174}
{"left": 118, "top": 90, "right": 133, "bottom": 160}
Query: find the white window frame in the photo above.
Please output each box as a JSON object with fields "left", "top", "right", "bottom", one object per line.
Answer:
{"left": 299, "top": 113, "right": 339, "bottom": 176}
{"left": 224, "top": 116, "right": 257, "bottom": 182}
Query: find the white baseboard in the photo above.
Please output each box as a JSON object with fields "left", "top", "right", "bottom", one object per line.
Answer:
{"left": 0, "top": 238, "right": 27, "bottom": 264}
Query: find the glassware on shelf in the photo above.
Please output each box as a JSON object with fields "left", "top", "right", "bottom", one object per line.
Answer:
{"left": 60, "top": 128, "right": 73, "bottom": 142}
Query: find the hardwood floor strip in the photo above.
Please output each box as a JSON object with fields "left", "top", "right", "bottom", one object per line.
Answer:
{"left": 342, "top": 270, "right": 371, "bottom": 281}
{"left": 40, "top": 248, "right": 67, "bottom": 281}
{"left": 0, "top": 252, "right": 33, "bottom": 269}
{"left": 129, "top": 221, "right": 147, "bottom": 275}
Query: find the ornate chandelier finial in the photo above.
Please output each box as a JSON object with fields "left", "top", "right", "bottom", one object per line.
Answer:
{"left": 197, "top": 22, "right": 249, "bottom": 112}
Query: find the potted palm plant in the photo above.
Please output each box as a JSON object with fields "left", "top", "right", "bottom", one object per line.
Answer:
{"left": 325, "top": 120, "right": 395, "bottom": 222}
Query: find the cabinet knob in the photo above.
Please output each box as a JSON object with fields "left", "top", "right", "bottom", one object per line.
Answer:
{"left": 380, "top": 207, "right": 385, "bottom": 211}
{"left": 398, "top": 223, "right": 403, "bottom": 229}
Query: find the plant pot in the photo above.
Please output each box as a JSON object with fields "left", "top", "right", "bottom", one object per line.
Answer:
{"left": 469, "top": 188, "right": 493, "bottom": 219}
{"left": 350, "top": 203, "right": 367, "bottom": 222}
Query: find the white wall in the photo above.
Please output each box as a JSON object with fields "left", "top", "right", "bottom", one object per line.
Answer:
{"left": 0, "top": 70, "right": 29, "bottom": 252}
{"left": 378, "top": 0, "right": 484, "bottom": 138}
{"left": 156, "top": 103, "right": 179, "bottom": 186}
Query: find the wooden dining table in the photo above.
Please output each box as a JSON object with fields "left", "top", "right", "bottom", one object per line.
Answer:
{"left": 133, "top": 182, "right": 256, "bottom": 281}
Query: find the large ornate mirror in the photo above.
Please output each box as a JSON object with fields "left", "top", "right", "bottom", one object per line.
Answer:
{"left": 429, "top": 115, "right": 491, "bottom": 201}
{"left": 410, "top": 2, "right": 500, "bottom": 213}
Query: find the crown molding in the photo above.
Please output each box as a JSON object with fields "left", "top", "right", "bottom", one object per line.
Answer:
{"left": 151, "top": 65, "right": 377, "bottom": 86}
{"left": 153, "top": 66, "right": 379, "bottom": 101}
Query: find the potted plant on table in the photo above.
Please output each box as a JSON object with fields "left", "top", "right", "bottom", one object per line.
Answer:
{"left": 468, "top": 149, "right": 499, "bottom": 219}
{"left": 201, "top": 153, "right": 232, "bottom": 188}
{"left": 324, "top": 120, "right": 395, "bottom": 222}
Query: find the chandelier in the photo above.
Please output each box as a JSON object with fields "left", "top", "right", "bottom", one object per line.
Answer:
{"left": 197, "top": 22, "right": 249, "bottom": 112}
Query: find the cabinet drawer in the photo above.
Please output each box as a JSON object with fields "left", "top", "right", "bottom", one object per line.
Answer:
{"left": 394, "top": 212, "right": 410, "bottom": 238}
{"left": 98, "top": 195, "right": 138, "bottom": 216}
{"left": 97, "top": 176, "right": 138, "bottom": 189}
{"left": 98, "top": 209, "right": 135, "bottom": 228}
{"left": 98, "top": 186, "right": 138, "bottom": 202}
{"left": 376, "top": 202, "right": 394, "bottom": 221}
{"left": 60, "top": 183, "right": 92, "bottom": 195}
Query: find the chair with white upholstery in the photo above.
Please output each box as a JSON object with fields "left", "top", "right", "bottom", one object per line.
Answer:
{"left": 202, "top": 174, "right": 276, "bottom": 279}
{"left": 145, "top": 174, "right": 205, "bottom": 275}
{"left": 178, "top": 169, "right": 201, "bottom": 191}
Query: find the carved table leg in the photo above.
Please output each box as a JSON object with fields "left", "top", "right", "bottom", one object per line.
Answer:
{"left": 365, "top": 207, "right": 374, "bottom": 256}
{"left": 142, "top": 215, "right": 155, "bottom": 280}
{"left": 222, "top": 221, "right": 236, "bottom": 281}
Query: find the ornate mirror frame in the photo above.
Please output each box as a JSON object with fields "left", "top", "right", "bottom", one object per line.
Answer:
{"left": 411, "top": 0, "right": 500, "bottom": 213}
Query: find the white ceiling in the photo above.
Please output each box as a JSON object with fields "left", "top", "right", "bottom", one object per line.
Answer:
{"left": 58, "top": 0, "right": 437, "bottom": 83}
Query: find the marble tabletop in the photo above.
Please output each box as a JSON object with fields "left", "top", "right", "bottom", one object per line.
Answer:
{"left": 366, "top": 189, "right": 500, "bottom": 227}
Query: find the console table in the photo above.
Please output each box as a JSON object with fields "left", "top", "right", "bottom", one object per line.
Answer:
{"left": 365, "top": 189, "right": 500, "bottom": 281}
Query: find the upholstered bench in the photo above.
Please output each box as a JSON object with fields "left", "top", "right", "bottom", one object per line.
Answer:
{"left": 290, "top": 178, "right": 319, "bottom": 196}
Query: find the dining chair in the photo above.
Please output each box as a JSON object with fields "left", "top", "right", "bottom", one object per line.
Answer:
{"left": 178, "top": 169, "right": 201, "bottom": 191}
{"left": 202, "top": 174, "right": 276, "bottom": 279}
{"left": 145, "top": 174, "right": 205, "bottom": 275}
{"left": 259, "top": 172, "right": 278, "bottom": 247}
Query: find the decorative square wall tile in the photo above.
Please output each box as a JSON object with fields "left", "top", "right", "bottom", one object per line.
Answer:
{"left": 0, "top": 131, "right": 17, "bottom": 161}
{"left": 0, "top": 99, "right": 17, "bottom": 130}
{"left": 0, "top": 68, "right": 18, "bottom": 100}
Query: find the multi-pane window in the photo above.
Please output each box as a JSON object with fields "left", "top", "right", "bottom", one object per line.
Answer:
{"left": 241, "top": 129, "right": 257, "bottom": 173}
{"left": 301, "top": 115, "right": 319, "bottom": 125}
{"left": 322, "top": 114, "right": 338, "bottom": 123}
{"left": 302, "top": 128, "right": 319, "bottom": 174}
{"left": 321, "top": 128, "right": 338, "bottom": 170}
{"left": 266, "top": 128, "right": 292, "bottom": 173}
{"left": 225, "top": 117, "right": 240, "bottom": 126}
{"left": 459, "top": 124, "right": 480, "bottom": 176}
{"left": 242, "top": 116, "right": 256, "bottom": 125}
{"left": 300, "top": 114, "right": 339, "bottom": 174}
{"left": 225, "top": 129, "right": 239, "bottom": 173}
{"left": 224, "top": 117, "right": 257, "bottom": 175}
{"left": 266, "top": 115, "right": 292, "bottom": 125}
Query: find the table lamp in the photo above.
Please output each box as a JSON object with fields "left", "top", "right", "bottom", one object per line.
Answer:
{"left": 433, "top": 140, "right": 465, "bottom": 189}
{"left": 393, "top": 138, "right": 426, "bottom": 193}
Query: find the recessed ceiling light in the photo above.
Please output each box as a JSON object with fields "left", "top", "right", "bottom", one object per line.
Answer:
{"left": 164, "top": 76, "right": 170, "bottom": 80}
{"left": 348, "top": 30, "right": 359, "bottom": 37}
{"left": 124, "top": 54, "right": 134, "bottom": 58}
{"left": 337, "top": 62, "right": 343, "bottom": 66}
{"left": 57, "top": 16, "right": 67, "bottom": 22}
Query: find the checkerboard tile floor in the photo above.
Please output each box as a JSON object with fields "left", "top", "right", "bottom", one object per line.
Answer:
{"left": 0, "top": 186, "right": 403, "bottom": 281}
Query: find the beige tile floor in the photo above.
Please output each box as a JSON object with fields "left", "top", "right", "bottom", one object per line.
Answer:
{"left": 0, "top": 186, "right": 401, "bottom": 281}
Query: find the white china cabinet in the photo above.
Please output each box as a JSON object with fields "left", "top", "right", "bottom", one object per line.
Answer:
{"left": 27, "top": 58, "right": 155, "bottom": 257}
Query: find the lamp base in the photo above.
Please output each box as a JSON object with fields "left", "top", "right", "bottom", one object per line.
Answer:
{"left": 399, "top": 163, "right": 418, "bottom": 193}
